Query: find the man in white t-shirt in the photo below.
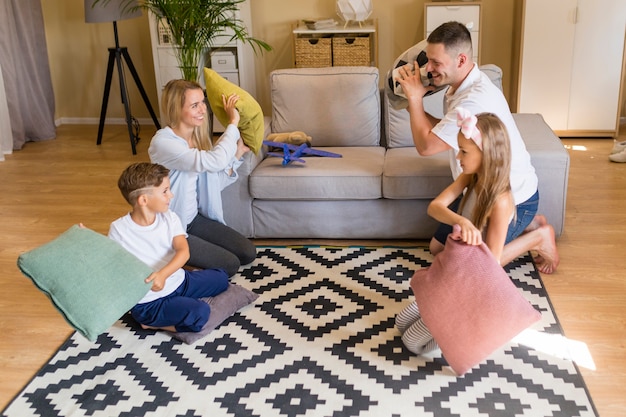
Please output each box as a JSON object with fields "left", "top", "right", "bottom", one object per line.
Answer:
{"left": 395, "top": 21, "right": 541, "bottom": 256}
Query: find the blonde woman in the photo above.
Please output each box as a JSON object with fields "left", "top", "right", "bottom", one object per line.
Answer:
{"left": 149, "top": 79, "right": 255, "bottom": 277}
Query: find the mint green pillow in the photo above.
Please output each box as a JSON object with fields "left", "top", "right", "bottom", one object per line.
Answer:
{"left": 17, "top": 225, "right": 152, "bottom": 341}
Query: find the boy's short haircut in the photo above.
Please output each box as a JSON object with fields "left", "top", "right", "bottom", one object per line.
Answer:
{"left": 118, "top": 162, "right": 170, "bottom": 205}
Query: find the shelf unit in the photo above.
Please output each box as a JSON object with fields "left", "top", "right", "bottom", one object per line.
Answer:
{"left": 424, "top": 2, "right": 482, "bottom": 64}
{"left": 292, "top": 20, "right": 378, "bottom": 68}
{"left": 147, "top": 1, "right": 257, "bottom": 131}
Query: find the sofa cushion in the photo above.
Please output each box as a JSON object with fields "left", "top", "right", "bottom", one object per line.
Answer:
{"left": 250, "top": 147, "right": 384, "bottom": 200}
{"left": 270, "top": 67, "right": 380, "bottom": 147}
{"left": 383, "top": 147, "right": 452, "bottom": 199}
{"left": 384, "top": 92, "right": 446, "bottom": 148}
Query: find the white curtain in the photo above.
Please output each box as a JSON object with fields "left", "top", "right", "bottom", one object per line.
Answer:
{"left": 0, "top": 0, "right": 56, "bottom": 151}
{"left": 0, "top": 64, "right": 12, "bottom": 160}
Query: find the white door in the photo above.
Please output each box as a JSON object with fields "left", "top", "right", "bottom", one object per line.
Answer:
{"left": 518, "top": 0, "right": 577, "bottom": 131}
{"left": 567, "top": 0, "right": 625, "bottom": 131}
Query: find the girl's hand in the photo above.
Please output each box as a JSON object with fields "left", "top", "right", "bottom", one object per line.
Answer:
{"left": 235, "top": 138, "right": 250, "bottom": 159}
{"left": 457, "top": 218, "right": 483, "bottom": 246}
{"left": 222, "top": 93, "right": 240, "bottom": 126}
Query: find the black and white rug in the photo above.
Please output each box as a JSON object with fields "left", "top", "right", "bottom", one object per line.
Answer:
{"left": 3, "top": 246, "right": 597, "bottom": 417}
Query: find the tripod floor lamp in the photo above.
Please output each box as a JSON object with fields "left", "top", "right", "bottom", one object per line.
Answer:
{"left": 85, "top": 0, "right": 160, "bottom": 155}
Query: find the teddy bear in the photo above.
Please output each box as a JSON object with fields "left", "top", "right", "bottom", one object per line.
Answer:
{"left": 266, "top": 131, "right": 312, "bottom": 147}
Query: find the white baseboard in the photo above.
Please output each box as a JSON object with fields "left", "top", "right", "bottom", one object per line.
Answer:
{"left": 55, "top": 117, "right": 158, "bottom": 126}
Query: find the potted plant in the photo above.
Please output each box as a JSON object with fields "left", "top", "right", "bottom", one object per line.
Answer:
{"left": 93, "top": 0, "right": 271, "bottom": 81}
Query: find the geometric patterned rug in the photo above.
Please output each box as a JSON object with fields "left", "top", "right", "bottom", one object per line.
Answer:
{"left": 2, "top": 246, "right": 598, "bottom": 417}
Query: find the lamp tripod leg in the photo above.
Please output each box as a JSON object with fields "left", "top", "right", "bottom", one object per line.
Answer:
{"left": 96, "top": 50, "right": 116, "bottom": 147}
{"left": 121, "top": 49, "right": 160, "bottom": 131}
{"left": 113, "top": 48, "right": 137, "bottom": 155}
{"left": 96, "top": 46, "right": 161, "bottom": 155}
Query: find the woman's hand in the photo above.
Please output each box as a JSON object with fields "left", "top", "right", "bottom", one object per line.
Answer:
{"left": 235, "top": 138, "right": 250, "bottom": 159}
{"left": 222, "top": 93, "right": 240, "bottom": 126}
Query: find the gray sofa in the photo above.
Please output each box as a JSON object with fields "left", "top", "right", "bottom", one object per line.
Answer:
{"left": 222, "top": 66, "right": 569, "bottom": 240}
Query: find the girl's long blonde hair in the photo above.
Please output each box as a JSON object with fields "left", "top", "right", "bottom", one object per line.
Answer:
{"left": 458, "top": 112, "right": 514, "bottom": 231}
{"left": 161, "top": 79, "right": 213, "bottom": 151}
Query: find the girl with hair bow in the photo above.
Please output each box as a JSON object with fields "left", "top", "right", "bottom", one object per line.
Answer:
{"left": 396, "top": 107, "right": 559, "bottom": 356}
{"left": 428, "top": 107, "right": 559, "bottom": 273}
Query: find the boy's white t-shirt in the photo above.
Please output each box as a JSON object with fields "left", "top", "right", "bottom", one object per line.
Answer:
{"left": 108, "top": 210, "right": 187, "bottom": 304}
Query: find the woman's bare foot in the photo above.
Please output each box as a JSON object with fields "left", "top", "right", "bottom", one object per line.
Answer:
{"left": 534, "top": 224, "right": 559, "bottom": 274}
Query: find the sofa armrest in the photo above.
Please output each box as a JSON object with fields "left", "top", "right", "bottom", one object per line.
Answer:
{"left": 222, "top": 116, "right": 270, "bottom": 237}
{"left": 513, "top": 113, "right": 569, "bottom": 237}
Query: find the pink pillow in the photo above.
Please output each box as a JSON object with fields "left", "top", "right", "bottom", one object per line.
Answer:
{"left": 410, "top": 232, "right": 541, "bottom": 375}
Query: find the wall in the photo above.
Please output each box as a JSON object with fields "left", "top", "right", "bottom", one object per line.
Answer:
{"left": 41, "top": 0, "right": 520, "bottom": 122}
{"left": 41, "top": 0, "right": 158, "bottom": 124}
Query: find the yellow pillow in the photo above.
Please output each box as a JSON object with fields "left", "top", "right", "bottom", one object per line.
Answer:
{"left": 204, "top": 68, "right": 264, "bottom": 154}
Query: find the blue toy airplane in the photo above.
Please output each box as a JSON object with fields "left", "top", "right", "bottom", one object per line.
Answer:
{"left": 263, "top": 140, "right": 342, "bottom": 166}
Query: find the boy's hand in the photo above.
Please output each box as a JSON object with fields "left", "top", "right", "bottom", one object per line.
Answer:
{"left": 145, "top": 272, "right": 167, "bottom": 291}
{"left": 222, "top": 93, "right": 240, "bottom": 126}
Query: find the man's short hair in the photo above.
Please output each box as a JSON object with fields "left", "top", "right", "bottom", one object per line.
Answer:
{"left": 118, "top": 162, "right": 170, "bottom": 205}
{"left": 427, "top": 21, "right": 473, "bottom": 58}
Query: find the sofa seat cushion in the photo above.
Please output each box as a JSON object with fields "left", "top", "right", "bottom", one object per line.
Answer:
{"left": 250, "top": 147, "right": 385, "bottom": 200}
{"left": 383, "top": 147, "right": 452, "bottom": 199}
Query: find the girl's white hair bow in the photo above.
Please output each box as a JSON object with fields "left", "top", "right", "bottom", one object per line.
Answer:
{"left": 456, "top": 107, "right": 482, "bottom": 150}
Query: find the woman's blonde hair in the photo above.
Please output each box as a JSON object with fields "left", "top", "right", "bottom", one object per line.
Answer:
{"left": 161, "top": 79, "right": 213, "bottom": 151}
{"left": 458, "top": 112, "right": 514, "bottom": 230}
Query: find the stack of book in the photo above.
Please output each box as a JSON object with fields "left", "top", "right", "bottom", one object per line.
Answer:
{"left": 302, "top": 19, "right": 338, "bottom": 30}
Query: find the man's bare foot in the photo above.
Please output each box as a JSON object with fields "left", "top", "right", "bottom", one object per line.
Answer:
{"left": 534, "top": 224, "right": 559, "bottom": 274}
{"left": 525, "top": 214, "right": 547, "bottom": 233}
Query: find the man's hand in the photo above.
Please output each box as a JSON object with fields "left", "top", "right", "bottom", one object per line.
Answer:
{"left": 395, "top": 61, "right": 431, "bottom": 101}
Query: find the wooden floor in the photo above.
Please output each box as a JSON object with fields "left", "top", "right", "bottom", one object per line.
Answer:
{"left": 0, "top": 124, "right": 625, "bottom": 416}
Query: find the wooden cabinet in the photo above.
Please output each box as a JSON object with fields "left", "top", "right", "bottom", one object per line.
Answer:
{"left": 147, "top": 0, "right": 257, "bottom": 131}
{"left": 517, "top": 0, "right": 626, "bottom": 137}
{"left": 292, "top": 21, "right": 378, "bottom": 68}
{"left": 425, "top": 2, "right": 482, "bottom": 64}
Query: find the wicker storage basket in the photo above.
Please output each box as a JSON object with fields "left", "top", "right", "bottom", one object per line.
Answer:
{"left": 295, "top": 37, "right": 332, "bottom": 68}
{"left": 332, "top": 36, "right": 370, "bottom": 66}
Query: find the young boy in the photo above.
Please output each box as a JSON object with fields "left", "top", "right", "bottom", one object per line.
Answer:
{"left": 109, "top": 162, "right": 229, "bottom": 333}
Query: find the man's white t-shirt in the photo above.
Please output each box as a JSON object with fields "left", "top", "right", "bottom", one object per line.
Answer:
{"left": 431, "top": 65, "right": 538, "bottom": 206}
{"left": 108, "top": 210, "right": 187, "bottom": 304}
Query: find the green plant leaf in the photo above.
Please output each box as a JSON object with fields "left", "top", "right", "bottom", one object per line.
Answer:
{"left": 92, "top": 0, "right": 272, "bottom": 81}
